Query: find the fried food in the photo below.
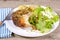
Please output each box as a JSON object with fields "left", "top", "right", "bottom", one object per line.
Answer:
{"left": 12, "top": 5, "right": 34, "bottom": 28}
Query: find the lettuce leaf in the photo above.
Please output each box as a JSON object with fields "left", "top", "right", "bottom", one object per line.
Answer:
{"left": 33, "top": 6, "right": 45, "bottom": 16}
{"left": 45, "top": 6, "right": 53, "bottom": 13}
{"left": 52, "top": 15, "right": 59, "bottom": 22}
{"left": 45, "top": 6, "right": 59, "bottom": 22}
{"left": 28, "top": 6, "right": 59, "bottom": 33}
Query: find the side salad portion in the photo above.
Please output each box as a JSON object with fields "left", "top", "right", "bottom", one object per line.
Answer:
{"left": 28, "top": 6, "right": 59, "bottom": 33}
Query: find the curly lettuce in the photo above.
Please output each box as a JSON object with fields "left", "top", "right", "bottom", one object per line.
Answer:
{"left": 28, "top": 6, "right": 59, "bottom": 33}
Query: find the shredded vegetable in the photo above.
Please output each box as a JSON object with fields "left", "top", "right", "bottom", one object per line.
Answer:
{"left": 28, "top": 6, "right": 59, "bottom": 33}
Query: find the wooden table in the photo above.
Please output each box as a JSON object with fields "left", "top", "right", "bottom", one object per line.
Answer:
{"left": 0, "top": 0, "right": 60, "bottom": 40}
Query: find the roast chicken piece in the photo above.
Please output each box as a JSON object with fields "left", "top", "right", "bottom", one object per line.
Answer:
{"left": 12, "top": 5, "right": 36, "bottom": 30}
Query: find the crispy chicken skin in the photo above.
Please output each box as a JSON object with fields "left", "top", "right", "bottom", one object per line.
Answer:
{"left": 12, "top": 10, "right": 28, "bottom": 27}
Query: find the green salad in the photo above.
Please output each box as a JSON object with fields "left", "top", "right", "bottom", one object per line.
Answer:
{"left": 28, "top": 6, "right": 59, "bottom": 33}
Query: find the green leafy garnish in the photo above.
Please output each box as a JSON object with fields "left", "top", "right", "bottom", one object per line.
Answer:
{"left": 28, "top": 6, "right": 59, "bottom": 33}
{"left": 29, "top": 15, "right": 36, "bottom": 25}
{"left": 33, "top": 6, "right": 45, "bottom": 15}
{"left": 52, "top": 15, "right": 59, "bottom": 22}
{"left": 45, "top": 6, "right": 53, "bottom": 13}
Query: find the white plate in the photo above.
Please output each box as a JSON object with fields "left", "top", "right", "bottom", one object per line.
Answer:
{"left": 5, "top": 5, "right": 60, "bottom": 37}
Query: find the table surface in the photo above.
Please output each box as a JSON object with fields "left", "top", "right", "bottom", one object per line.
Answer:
{"left": 0, "top": 0, "right": 60, "bottom": 40}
